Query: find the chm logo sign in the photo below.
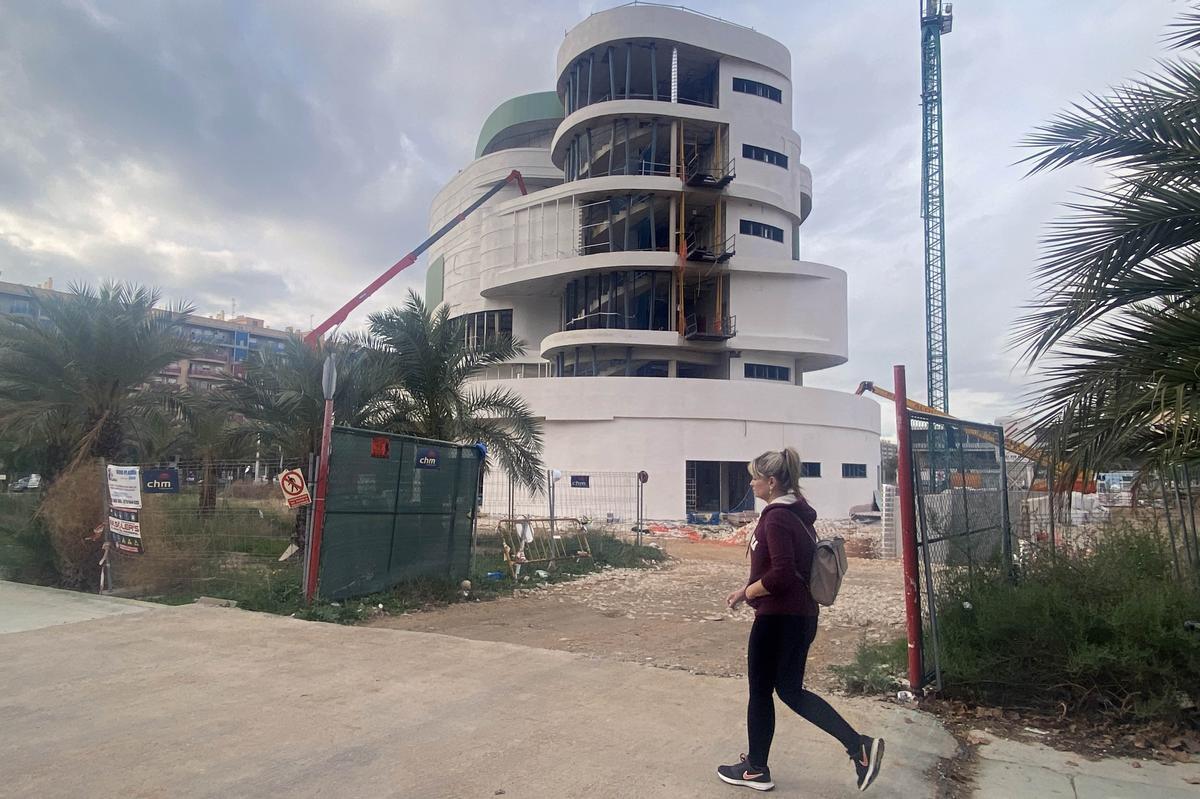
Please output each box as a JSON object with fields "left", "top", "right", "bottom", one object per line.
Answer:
{"left": 141, "top": 468, "right": 179, "bottom": 494}
{"left": 415, "top": 448, "right": 441, "bottom": 470}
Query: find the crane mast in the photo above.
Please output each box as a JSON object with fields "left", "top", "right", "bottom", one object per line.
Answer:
{"left": 921, "top": 0, "right": 952, "bottom": 413}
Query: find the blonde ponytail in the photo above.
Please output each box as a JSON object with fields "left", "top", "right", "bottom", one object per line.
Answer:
{"left": 748, "top": 447, "right": 804, "bottom": 493}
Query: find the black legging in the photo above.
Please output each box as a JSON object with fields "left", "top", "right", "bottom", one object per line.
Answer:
{"left": 747, "top": 614, "right": 861, "bottom": 768}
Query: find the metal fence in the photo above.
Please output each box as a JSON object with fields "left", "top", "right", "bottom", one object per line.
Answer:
{"left": 107, "top": 458, "right": 306, "bottom": 600}
{"left": 480, "top": 468, "right": 644, "bottom": 530}
{"left": 315, "top": 428, "right": 482, "bottom": 601}
{"left": 1004, "top": 463, "right": 1199, "bottom": 581}
{"left": 905, "top": 411, "right": 1013, "bottom": 690}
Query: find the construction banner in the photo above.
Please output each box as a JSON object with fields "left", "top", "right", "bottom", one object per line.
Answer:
{"left": 106, "top": 464, "right": 142, "bottom": 509}
{"left": 108, "top": 507, "right": 144, "bottom": 554}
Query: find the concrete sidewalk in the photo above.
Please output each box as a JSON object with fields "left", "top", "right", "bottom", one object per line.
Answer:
{"left": 972, "top": 729, "right": 1200, "bottom": 799}
{"left": 0, "top": 600, "right": 955, "bottom": 798}
{"left": 0, "top": 579, "right": 153, "bottom": 634}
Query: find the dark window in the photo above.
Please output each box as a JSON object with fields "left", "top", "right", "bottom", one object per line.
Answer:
{"left": 8, "top": 300, "right": 33, "bottom": 315}
{"left": 842, "top": 463, "right": 868, "bottom": 479}
{"left": 743, "top": 363, "right": 790, "bottom": 381}
{"left": 742, "top": 144, "right": 788, "bottom": 169}
{"left": 677, "top": 362, "right": 711, "bottom": 379}
{"left": 452, "top": 309, "right": 514, "bottom": 349}
{"left": 800, "top": 462, "right": 821, "bottom": 478}
{"left": 732, "top": 77, "right": 782, "bottom": 103}
{"left": 740, "top": 219, "right": 785, "bottom": 243}
{"left": 652, "top": 271, "right": 670, "bottom": 331}
{"left": 634, "top": 360, "right": 668, "bottom": 378}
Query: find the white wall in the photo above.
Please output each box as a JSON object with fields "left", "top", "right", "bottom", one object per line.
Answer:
{"left": 718, "top": 56, "right": 794, "bottom": 126}
{"left": 728, "top": 198, "right": 796, "bottom": 260}
{"left": 427, "top": 148, "right": 562, "bottom": 316}
{"left": 488, "top": 376, "right": 881, "bottom": 519}
{"left": 729, "top": 269, "right": 847, "bottom": 362}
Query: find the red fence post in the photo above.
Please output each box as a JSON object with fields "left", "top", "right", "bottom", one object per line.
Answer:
{"left": 304, "top": 399, "right": 334, "bottom": 603}
{"left": 894, "top": 364, "right": 924, "bottom": 692}
{"left": 304, "top": 356, "right": 338, "bottom": 603}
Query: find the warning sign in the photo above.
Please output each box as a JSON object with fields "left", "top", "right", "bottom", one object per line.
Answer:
{"left": 278, "top": 469, "right": 311, "bottom": 508}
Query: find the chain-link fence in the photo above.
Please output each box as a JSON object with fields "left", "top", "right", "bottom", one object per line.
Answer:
{"left": 905, "top": 412, "right": 1013, "bottom": 689}
{"left": 1002, "top": 463, "right": 1198, "bottom": 570}
{"left": 106, "top": 459, "right": 306, "bottom": 600}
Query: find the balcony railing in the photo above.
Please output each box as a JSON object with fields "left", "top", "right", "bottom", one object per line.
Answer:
{"left": 684, "top": 314, "right": 737, "bottom": 341}
{"left": 685, "top": 155, "right": 735, "bottom": 189}
{"left": 190, "top": 346, "right": 229, "bottom": 363}
{"left": 685, "top": 232, "right": 735, "bottom": 264}
{"left": 585, "top": 92, "right": 716, "bottom": 109}
{"left": 575, "top": 158, "right": 673, "bottom": 180}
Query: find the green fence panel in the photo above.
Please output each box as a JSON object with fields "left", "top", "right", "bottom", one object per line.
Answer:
{"left": 318, "top": 427, "right": 481, "bottom": 600}
{"left": 320, "top": 514, "right": 395, "bottom": 598}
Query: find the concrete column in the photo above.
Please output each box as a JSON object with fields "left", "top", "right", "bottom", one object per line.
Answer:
{"left": 671, "top": 46, "right": 678, "bottom": 103}
{"left": 669, "top": 120, "right": 678, "bottom": 177}
{"left": 668, "top": 195, "right": 677, "bottom": 252}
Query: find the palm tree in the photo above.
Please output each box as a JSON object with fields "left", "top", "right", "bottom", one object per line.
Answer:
{"left": 0, "top": 282, "right": 194, "bottom": 472}
{"left": 1015, "top": 7, "right": 1200, "bottom": 473}
{"left": 220, "top": 333, "right": 394, "bottom": 460}
{"left": 368, "top": 291, "right": 544, "bottom": 492}
{"left": 173, "top": 393, "right": 253, "bottom": 515}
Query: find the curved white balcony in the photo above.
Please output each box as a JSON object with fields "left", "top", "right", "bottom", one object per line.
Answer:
{"left": 539, "top": 328, "right": 686, "bottom": 360}
{"left": 550, "top": 100, "right": 726, "bottom": 169}
{"left": 481, "top": 251, "right": 676, "bottom": 298}
{"left": 556, "top": 6, "right": 790, "bottom": 89}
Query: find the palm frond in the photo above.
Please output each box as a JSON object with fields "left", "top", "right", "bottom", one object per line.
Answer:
{"left": 1164, "top": 5, "right": 1200, "bottom": 50}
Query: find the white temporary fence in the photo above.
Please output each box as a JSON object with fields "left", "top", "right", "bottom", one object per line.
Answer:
{"left": 480, "top": 468, "right": 645, "bottom": 530}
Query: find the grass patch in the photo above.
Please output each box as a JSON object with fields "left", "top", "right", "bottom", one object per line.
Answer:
{"left": 143, "top": 533, "right": 666, "bottom": 626}
{"left": 830, "top": 637, "right": 908, "bottom": 695}
{"left": 0, "top": 493, "right": 57, "bottom": 584}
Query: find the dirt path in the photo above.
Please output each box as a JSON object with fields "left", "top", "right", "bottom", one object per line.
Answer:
{"left": 370, "top": 539, "right": 906, "bottom": 690}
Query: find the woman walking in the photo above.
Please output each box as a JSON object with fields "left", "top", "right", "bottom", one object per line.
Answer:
{"left": 717, "top": 448, "right": 885, "bottom": 792}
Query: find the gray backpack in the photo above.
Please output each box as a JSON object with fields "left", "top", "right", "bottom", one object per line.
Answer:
{"left": 799, "top": 519, "right": 848, "bottom": 606}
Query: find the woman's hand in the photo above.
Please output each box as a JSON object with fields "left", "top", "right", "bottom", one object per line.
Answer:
{"left": 726, "top": 587, "right": 747, "bottom": 609}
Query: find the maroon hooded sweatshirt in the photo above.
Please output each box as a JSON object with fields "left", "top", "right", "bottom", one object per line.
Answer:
{"left": 746, "top": 495, "right": 819, "bottom": 617}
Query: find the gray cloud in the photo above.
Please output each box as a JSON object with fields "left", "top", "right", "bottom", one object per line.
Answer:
{"left": 0, "top": 0, "right": 1183, "bottom": 432}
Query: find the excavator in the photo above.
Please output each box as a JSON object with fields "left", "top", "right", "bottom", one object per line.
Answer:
{"left": 855, "top": 381, "right": 1095, "bottom": 493}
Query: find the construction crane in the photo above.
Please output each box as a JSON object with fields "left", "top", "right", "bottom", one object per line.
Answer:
{"left": 920, "top": 0, "right": 953, "bottom": 413}
{"left": 303, "top": 169, "right": 528, "bottom": 346}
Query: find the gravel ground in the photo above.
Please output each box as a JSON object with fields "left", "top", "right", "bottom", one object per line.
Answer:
{"left": 371, "top": 539, "right": 906, "bottom": 690}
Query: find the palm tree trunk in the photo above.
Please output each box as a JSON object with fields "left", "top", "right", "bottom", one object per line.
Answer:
{"left": 199, "top": 456, "right": 217, "bottom": 517}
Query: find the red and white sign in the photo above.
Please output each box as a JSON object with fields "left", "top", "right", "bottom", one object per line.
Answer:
{"left": 108, "top": 507, "right": 144, "bottom": 554}
{"left": 278, "top": 469, "right": 311, "bottom": 508}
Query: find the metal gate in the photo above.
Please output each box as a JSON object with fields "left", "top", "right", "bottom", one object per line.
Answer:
{"left": 903, "top": 410, "right": 1013, "bottom": 690}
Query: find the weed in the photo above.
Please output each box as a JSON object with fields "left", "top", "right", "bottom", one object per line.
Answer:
{"left": 934, "top": 523, "right": 1200, "bottom": 723}
{"left": 830, "top": 638, "right": 908, "bottom": 695}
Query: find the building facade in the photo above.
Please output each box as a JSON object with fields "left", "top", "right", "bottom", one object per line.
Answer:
{"left": 0, "top": 279, "right": 291, "bottom": 389}
{"left": 424, "top": 5, "right": 880, "bottom": 518}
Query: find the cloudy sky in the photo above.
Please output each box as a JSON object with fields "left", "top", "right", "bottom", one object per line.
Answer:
{"left": 0, "top": 0, "right": 1185, "bottom": 430}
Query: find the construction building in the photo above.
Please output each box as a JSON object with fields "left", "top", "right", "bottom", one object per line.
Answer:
{"left": 424, "top": 4, "right": 880, "bottom": 519}
{"left": 0, "top": 279, "right": 290, "bottom": 389}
